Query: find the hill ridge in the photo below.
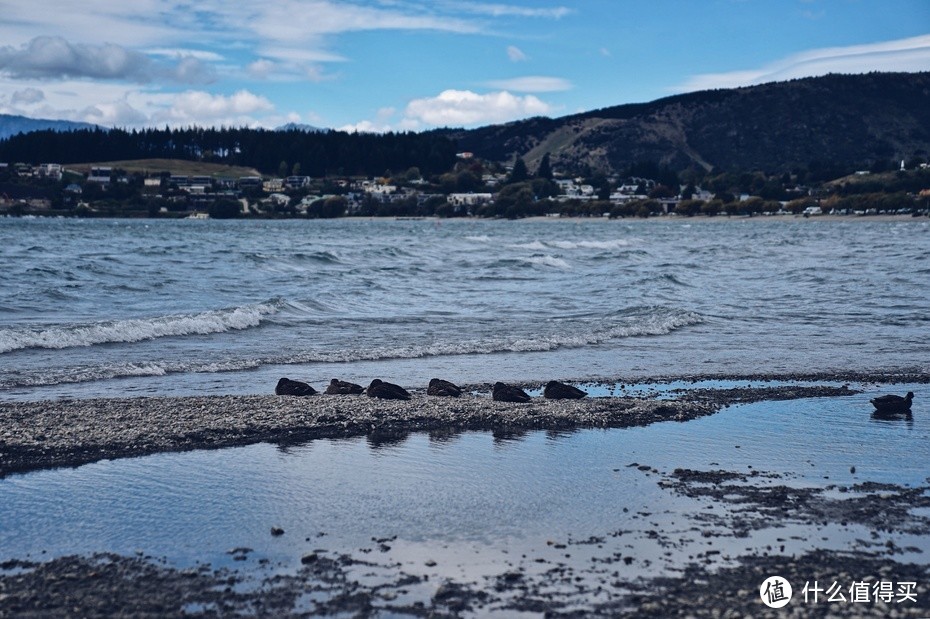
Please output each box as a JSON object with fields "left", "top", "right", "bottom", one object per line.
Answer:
{"left": 448, "top": 72, "right": 930, "bottom": 175}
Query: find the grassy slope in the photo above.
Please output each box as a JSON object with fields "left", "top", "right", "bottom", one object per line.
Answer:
{"left": 64, "top": 159, "right": 262, "bottom": 178}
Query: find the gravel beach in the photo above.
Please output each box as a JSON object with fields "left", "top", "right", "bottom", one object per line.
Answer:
{"left": 0, "top": 391, "right": 718, "bottom": 478}
{"left": 1, "top": 374, "right": 926, "bottom": 617}
{"left": 0, "top": 376, "right": 871, "bottom": 478}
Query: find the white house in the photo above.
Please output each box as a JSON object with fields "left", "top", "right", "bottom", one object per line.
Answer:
{"left": 448, "top": 192, "right": 493, "bottom": 207}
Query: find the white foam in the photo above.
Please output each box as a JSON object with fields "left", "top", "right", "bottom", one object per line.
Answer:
{"left": 277, "top": 307, "right": 703, "bottom": 363}
{"left": 550, "top": 239, "right": 632, "bottom": 250}
{"left": 0, "top": 300, "right": 282, "bottom": 353}
{"left": 510, "top": 241, "right": 548, "bottom": 251}
{"left": 525, "top": 255, "right": 571, "bottom": 269}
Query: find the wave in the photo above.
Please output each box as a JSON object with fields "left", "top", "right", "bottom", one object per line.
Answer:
{"left": 0, "top": 307, "right": 704, "bottom": 389}
{"left": 509, "top": 241, "right": 549, "bottom": 251}
{"left": 293, "top": 307, "right": 703, "bottom": 362}
{"left": 0, "top": 299, "right": 285, "bottom": 354}
{"left": 524, "top": 255, "right": 571, "bottom": 269}
{"left": 550, "top": 239, "right": 633, "bottom": 250}
{"left": 509, "top": 239, "right": 635, "bottom": 251}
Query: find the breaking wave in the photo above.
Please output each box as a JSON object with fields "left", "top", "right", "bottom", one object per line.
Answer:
{"left": 0, "top": 307, "right": 704, "bottom": 389}
{"left": 0, "top": 299, "right": 285, "bottom": 354}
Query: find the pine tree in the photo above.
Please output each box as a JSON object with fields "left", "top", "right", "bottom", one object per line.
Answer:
{"left": 536, "top": 153, "right": 553, "bottom": 180}
{"left": 509, "top": 157, "right": 529, "bottom": 184}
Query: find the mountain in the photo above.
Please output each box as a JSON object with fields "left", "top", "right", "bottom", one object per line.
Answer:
{"left": 0, "top": 114, "right": 99, "bottom": 141}
{"left": 446, "top": 72, "right": 930, "bottom": 176}
{"left": 275, "top": 122, "right": 328, "bottom": 133}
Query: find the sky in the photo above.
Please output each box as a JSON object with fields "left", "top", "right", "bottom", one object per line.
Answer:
{"left": 0, "top": 0, "right": 929, "bottom": 132}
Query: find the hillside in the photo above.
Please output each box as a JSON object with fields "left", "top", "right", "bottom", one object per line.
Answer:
{"left": 65, "top": 159, "right": 262, "bottom": 179}
{"left": 447, "top": 72, "right": 930, "bottom": 176}
{"left": 0, "top": 114, "right": 97, "bottom": 141}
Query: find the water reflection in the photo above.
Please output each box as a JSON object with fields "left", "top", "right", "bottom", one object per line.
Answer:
{"left": 0, "top": 385, "right": 927, "bottom": 587}
{"left": 871, "top": 410, "right": 915, "bottom": 429}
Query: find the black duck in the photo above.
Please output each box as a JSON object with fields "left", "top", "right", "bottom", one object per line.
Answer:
{"left": 275, "top": 377, "right": 317, "bottom": 396}
{"left": 543, "top": 380, "right": 587, "bottom": 400}
{"left": 492, "top": 381, "right": 531, "bottom": 403}
{"left": 325, "top": 378, "right": 365, "bottom": 395}
{"left": 366, "top": 379, "right": 411, "bottom": 400}
{"left": 870, "top": 391, "right": 914, "bottom": 415}
{"left": 428, "top": 378, "right": 462, "bottom": 397}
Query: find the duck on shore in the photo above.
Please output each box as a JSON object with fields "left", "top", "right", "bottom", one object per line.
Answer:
{"left": 492, "top": 382, "right": 531, "bottom": 403}
{"left": 427, "top": 378, "right": 462, "bottom": 397}
{"left": 275, "top": 377, "right": 317, "bottom": 396}
{"left": 366, "top": 379, "right": 411, "bottom": 400}
{"left": 325, "top": 379, "right": 365, "bottom": 395}
{"left": 870, "top": 391, "right": 914, "bottom": 415}
{"left": 543, "top": 380, "right": 587, "bottom": 400}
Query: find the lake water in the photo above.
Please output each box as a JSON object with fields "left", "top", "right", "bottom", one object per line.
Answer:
{"left": 1, "top": 217, "right": 928, "bottom": 400}
{"left": 3, "top": 217, "right": 930, "bottom": 611}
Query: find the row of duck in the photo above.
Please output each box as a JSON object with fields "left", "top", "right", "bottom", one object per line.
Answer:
{"left": 275, "top": 377, "right": 588, "bottom": 402}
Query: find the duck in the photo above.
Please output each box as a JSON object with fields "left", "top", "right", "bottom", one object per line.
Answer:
{"left": 325, "top": 378, "right": 365, "bottom": 395}
{"left": 428, "top": 378, "right": 462, "bottom": 397}
{"left": 870, "top": 391, "right": 914, "bottom": 415}
{"left": 366, "top": 379, "right": 411, "bottom": 400}
{"left": 543, "top": 380, "right": 587, "bottom": 400}
{"left": 492, "top": 381, "right": 531, "bottom": 403}
{"left": 275, "top": 377, "right": 317, "bottom": 396}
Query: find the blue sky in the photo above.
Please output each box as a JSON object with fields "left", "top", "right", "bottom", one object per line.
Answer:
{"left": 1, "top": 0, "right": 928, "bottom": 132}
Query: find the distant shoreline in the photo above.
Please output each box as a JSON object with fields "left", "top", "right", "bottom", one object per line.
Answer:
{"left": 3, "top": 212, "right": 927, "bottom": 223}
{"left": 518, "top": 213, "right": 928, "bottom": 224}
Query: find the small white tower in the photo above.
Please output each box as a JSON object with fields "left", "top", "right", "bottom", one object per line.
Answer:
{"left": 901, "top": 159, "right": 906, "bottom": 171}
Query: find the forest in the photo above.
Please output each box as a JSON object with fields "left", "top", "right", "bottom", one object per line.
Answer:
{"left": 0, "top": 126, "right": 459, "bottom": 178}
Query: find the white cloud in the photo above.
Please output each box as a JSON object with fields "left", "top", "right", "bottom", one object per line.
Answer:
{"left": 146, "top": 48, "right": 225, "bottom": 62}
{"left": 170, "top": 57, "right": 218, "bottom": 85}
{"left": 153, "top": 90, "right": 275, "bottom": 124}
{"left": 0, "top": 1, "right": 182, "bottom": 49}
{"left": 0, "top": 36, "right": 153, "bottom": 81}
{"left": 11, "top": 87, "right": 45, "bottom": 106}
{"left": 507, "top": 45, "right": 528, "bottom": 62}
{"left": 247, "top": 59, "right": 277, "bottom": 79}
{"left": 79, "top": 99, "right": 149, "bottom": 126}
{"left": 338, "top": 119, "right": 394, "bottom": 133}
{"left": 677, "top": 34, "right": 930, "bottom": 92}
{"left": 0, "top": 36, "right": 219, "bottom": 85}
{"left": 446, "top": 3, "right": 572, "bottom": 19}
{"left": 404, "top": 89, "right": 552, "bottom": 127}
{"left": 0, "top": 75, "right": 282, "bottom": 128}
{"left": 485, "top": 76, "right": 572, "bottom": 92}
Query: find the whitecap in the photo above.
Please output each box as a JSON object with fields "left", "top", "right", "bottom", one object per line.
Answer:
{"left": 524, "top": 255, "right": 571, "bottom": 269}
{"left": 0, "top": 299, "right": 284, "bottom": 354}
{"left": 509, "top": 241, "right": 548, "bottom": 251}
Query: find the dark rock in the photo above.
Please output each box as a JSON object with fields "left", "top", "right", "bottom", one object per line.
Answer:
{"left": 492, "top": 382, "right": 531, "bottom": 403}
{"left": 543, "top": 380, "right": 587, "bottom": 400}
{"left": 366, "top": 379, "right": 410, "bottom": 400}
{"left": 300, "top": 553, "right": 318, "bottom": 564}
{"left": 275, "top": 378, "right": 316, "bottom": 396}
{"left": 270, "top": 527, "right": 285, "bottom": 536}
{"left": 427, "top": 378, "right": 462, "bottom": 397}
{"left": 325, "top": 379, "right": 364, "bottom": 395}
